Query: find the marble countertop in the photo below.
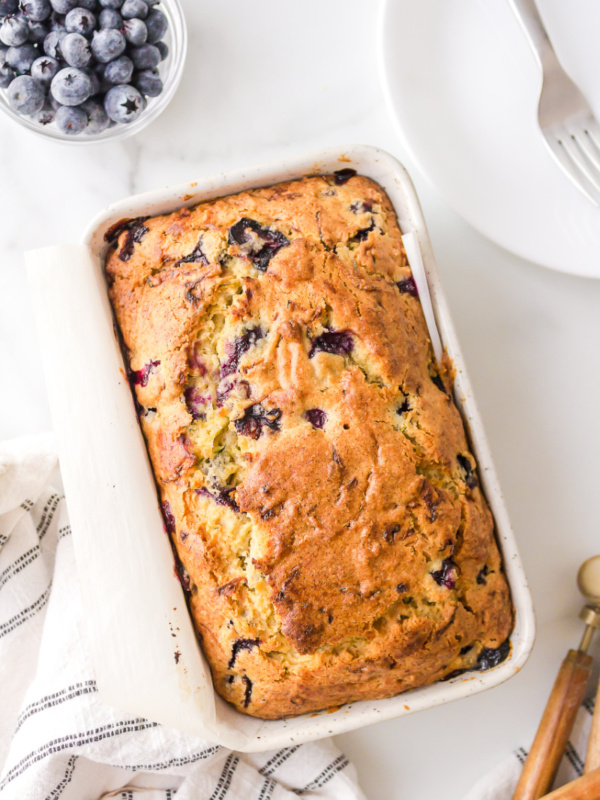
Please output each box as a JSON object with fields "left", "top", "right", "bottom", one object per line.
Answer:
{"left": 1, "top": 1, "right": 600, "bottom": 798}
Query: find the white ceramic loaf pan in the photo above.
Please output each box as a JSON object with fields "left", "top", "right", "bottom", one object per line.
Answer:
{"left": 27, "top": 144, "right": 535, "bottom": 752}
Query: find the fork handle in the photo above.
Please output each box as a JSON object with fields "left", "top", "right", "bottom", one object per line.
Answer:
{"left": 507, "top": 0, "right": 557, "bottom": 68}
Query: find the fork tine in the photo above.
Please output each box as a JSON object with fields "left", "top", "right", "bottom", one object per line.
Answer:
{"left": 571, "top": 138, "right": 600, "bottom": 200}
{"left": 584, "top": 118, "right": 600, "bottom": 148}
{"left": 581, "top": 119, "right": 600, "bottom": 164}
{"left": 568, "top": 120, "right": 600, "bottom": 178}
{"left": 546, "top": 132, "right": 600, "bottom": 206}
{"left": 557, "top": 128, "right": 600, "bottom": 195}
{"left": 564, "top": 133, "right": 600, "bottom": 192}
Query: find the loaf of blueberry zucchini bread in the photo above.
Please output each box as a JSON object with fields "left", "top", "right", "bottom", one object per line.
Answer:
{"left": 105, "top": 170, "right": 513, "bottom": 719}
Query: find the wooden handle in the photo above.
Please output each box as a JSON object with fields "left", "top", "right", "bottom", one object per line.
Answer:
{"left": 585, "top": 678, "right": 600, "bottom": 774}
{"left": 512, "top": 649, "right": 593, "bottom": 800}
{"left": 539, "top": 766, "right": 600, "bottom": 799}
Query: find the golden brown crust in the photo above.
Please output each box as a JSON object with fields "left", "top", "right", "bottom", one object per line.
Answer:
{"left": 106, "top": 173, "right": 513, "bottom": 719}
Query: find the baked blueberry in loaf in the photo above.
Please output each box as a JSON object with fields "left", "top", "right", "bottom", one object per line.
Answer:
{"left": 105, "top": 172, "right": 513, "bottom": 719}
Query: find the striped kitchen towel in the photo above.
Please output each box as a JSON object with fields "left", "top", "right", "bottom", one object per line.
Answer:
{"left": 0, "top": 435, "right": 366, "bottom": 800}
{"left": 462, "top": 698, "right": 596, "bottom": 800}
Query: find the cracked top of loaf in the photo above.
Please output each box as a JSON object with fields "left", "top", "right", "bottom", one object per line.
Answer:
{"left": 106, "top": 171, "right": 513, "bottom": 719}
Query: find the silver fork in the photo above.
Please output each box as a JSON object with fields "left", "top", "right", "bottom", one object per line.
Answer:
{"left": 508, "top": 0, "right": 600, "bottom": 206}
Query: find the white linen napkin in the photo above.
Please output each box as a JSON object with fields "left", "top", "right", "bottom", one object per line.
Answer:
{"left": 0, "top": 435, "right": 365, "bottom": 800}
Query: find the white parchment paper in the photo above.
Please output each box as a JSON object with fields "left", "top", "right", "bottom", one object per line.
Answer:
{"left": 26, "top": 245, "right": 262, "bottom": 750}
{"left": 402, "top": 232, "right": 444, "bottom": 362}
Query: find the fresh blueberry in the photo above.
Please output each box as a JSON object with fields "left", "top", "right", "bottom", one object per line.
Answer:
{"left": 65, "top": 7, "right": 96, "bottom": 35}
{"left": 49, "top": 0, "right": 77, "bottom": 12}
{"left": 308, "top": 330, "right": 354, "bottom": 358}
{"left": 50, "top": 65, "right": 91, "bottom": 104}
{"left": 0, "top": 62, "right": 15, "bottom": 87}
{"left": 0, "top": 0, "right": 19, "bottom": 13}
{"left": 104, "top": 82, "right": 143, "bottom": 122}
{"left": 98, "top": 7, "right": 120, "bottom": 27}
{"left": 0, "top": 43, "right": 7, "bottom": 61}
{"left": 155, "top": 38, "right": 167, "bottom": 60}
{"left": 90, "top": 26, "right": 124, "bottom": 61}
{"left": 30, "top": 54, "right": 59, "bottom": 82}
{"left": 55, "top": 102, "right": 87, "bottom": 133}
{"left": 128, "top": 41, "right": 158, "bottom": 69}
{"left": 43, "top": 29, "right": 65, "bottom": 57}
{"left": 122, "top": 16, "right": 146, "bottom": 45}
{"left": 0, "top": 16, "right": 31, "bottom": 46}
{"left": 61, "top": 31, "right": 91, "bottom": 66}
{"left": 7, "top": 74, "right": 45, "bottom": 113}
{"left": 133, "top": 67, "right": 161, "bottom": 96}
{"left": 120, "top": 0, "right": 146, "bottom": 18}
{"left": 20, "top": 0, "right": 52, "bottom": 20}
{"left": 87, "top": 66, "right": 100, "bottom": 92}
{"left": 48, "top": 10, "right": 66, "bottom": 29}
{"left": 97, "top": 74, "right": 111, "bottom": 93}
{"left": 27, "top": 21, "right": 49, "bottom": 41}
{"left": 103, "top": 53, "right": 132, "bottom": 83}
{"left": 30, "top": 97, "right": 55, "bottom": 123}
{"left": 98, "top": 0, "right": 122, "bottom": 7}
{"left": 144, "top": 6, "right": 165, "bottom": 43}
{"left": 77, "top": 0, "right": 96, "bottom": 8}
{"left": 5, "top": 43, "right": 38, "bottom": 73}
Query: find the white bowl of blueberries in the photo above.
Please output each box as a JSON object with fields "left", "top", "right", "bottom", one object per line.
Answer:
{"left": 0, "top": 0, "right": 186, "bottom": 141}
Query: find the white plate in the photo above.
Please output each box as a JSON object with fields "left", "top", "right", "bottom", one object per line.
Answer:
{"left": 379, "top": 0, "right": 600, "bottom": 278}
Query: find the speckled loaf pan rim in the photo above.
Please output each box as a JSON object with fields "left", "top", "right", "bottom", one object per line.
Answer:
{"left": 82, "top": 144, "right": 535, "bottom": 750}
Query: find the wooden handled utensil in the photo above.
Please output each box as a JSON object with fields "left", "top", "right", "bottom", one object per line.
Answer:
{"left": 585, "top": 673, "right": 600, "bottom": 775}
{"left": 512, "top": 555, "right": 600, "bottom": 800}
{"left": 538, "top": 767, "right": 600, "bottom": 800}
{"left": 580, "top": 557, "right": 600, "bottom": 776}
